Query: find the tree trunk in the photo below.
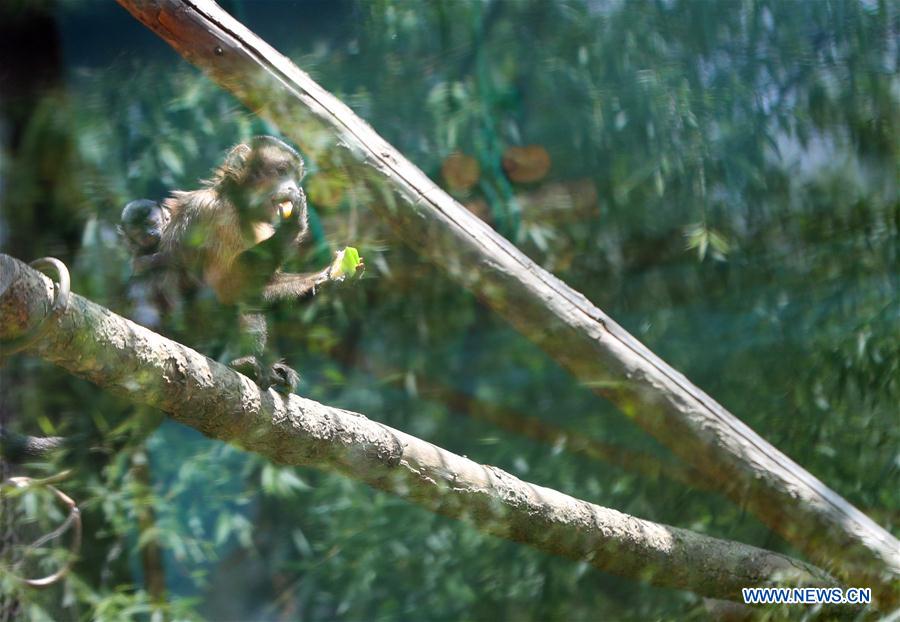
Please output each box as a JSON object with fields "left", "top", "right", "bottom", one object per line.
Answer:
{"left": 0, "top": 254, "right": 837, "bottom": 602}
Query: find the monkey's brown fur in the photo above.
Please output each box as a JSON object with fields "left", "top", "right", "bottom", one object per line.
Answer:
{"left": 161, "top": 137, "right": 321, "bottom": 306}
{"left": 128, "top": 136, "right": 357, "bottom": 393}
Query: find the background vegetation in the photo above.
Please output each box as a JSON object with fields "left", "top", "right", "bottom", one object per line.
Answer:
{"left": 1, "top": 0, "right": 897, "bottom": 619}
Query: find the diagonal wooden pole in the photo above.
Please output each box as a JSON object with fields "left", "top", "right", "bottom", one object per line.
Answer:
{"left": 113, "top": 0, "right": 899, "bottom": 604}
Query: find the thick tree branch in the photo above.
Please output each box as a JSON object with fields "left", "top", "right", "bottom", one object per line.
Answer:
{"left": 112, "top": 0, "right": 900, "bottom": 603}
{"left": 0, "top": 430, "right": 69, "bottom": 463}
{"left": 0, "top": 254, "right": 838, "bottom": 602}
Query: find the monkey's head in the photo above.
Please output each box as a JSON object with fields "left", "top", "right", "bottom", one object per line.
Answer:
{"left": 118, "top": 199, "right": 169, "bottom": 253}
{"left": 215, "top": 136, "right": 307, "bottom": 229}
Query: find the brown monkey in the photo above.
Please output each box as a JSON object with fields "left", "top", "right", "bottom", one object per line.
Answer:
{"left": 118, "top": 199, "right": 192, "bottom": 328}
{"left": 123, "top": 136, "right": 362, "bottom": 393}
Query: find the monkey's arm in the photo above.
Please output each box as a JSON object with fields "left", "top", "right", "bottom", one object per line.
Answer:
{"left": 259, "top": 250, "right": 365, "bottom": 302}
{"left": 217, "top": 224, "right": 304, "bottom": 303}
{"left": 132, "top": 251, "right": 171, "bottom": 275}
{"left": 261, "top": 269, "right": 331, "bottom": 302}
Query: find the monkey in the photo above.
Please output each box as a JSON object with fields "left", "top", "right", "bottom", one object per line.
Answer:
{"left": 121, "top": 136, "right": 362, "bottom": 393}
{"left": 118, "top": 199, "right": 171, "bottom": 275}
{"left": 118, "top": 199, "right": 191, "bottom": 329}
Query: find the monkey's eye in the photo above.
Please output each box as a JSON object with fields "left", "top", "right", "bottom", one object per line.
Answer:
{"left": 249, "top": 167, "right": 269, "bottom": 183}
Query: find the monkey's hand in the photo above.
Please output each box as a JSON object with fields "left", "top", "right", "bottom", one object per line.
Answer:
{"left": 274, "top": 187, "right": 308, "bottom": 238}
{"left": 327, "top": 247, "right": 365, "bottom": 282}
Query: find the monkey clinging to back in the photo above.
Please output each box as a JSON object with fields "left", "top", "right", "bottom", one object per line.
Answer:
{"left": 121, "top": 135, "right": 363, "bottom": 394}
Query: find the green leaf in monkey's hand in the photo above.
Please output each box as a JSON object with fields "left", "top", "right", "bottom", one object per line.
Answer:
{"left": 330, "top": 246, "right": 363, "bottom": 281}
{"left": 341, "top": 247, "right": 361, "bottom": 274}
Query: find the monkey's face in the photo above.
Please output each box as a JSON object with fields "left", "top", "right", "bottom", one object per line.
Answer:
{"left": 227, "top": 137, "right": 306, "bottom": 227}
{"left": 123, "top": 222, "right": 162, "bottom": 251}
{"left": 119, "top": 199, "right": 169, "bottom": 253}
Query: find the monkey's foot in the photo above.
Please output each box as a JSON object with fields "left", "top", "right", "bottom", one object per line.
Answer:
{"left": 267, "top": 362, "right": 300, "bottom": 395}
{"left": 230, "top": 355, "right": 262, "bottom": 383}
{"left": 230, "top": 356, "right": 299, "bottom": 394}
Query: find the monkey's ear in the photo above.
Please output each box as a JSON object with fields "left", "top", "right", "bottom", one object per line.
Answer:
{"left": 223, "top": 143, "right": 252, "bottom": 170}
{"left": 214, "top": 143, "right": 253, "bottom": 183}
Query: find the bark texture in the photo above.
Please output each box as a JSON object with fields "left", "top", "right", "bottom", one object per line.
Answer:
{"left": 112, "top": 0, "right": 900, "bottom": 603}
{"left": 0, "top": 254, "right": 837, "bottom": 601}
{"left": 0, "top": 431, "right": 68, "bottom": 462}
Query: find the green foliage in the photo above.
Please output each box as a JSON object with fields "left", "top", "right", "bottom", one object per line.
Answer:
{"left": 683, "top": 223, "right": 730, "bottom": 261}
{"left": 1, "top": 0, "right": 897, "bottom": 620}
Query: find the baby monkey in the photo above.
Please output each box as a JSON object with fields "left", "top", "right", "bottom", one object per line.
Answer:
{"left": 120, "top": 136, "right": 362, "bottom": 393}
{"left": 119, "top": 199, "right": 189, "bottom": 328}
{"left": 119, "top": 199, "right": 169, "bottom": 271}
